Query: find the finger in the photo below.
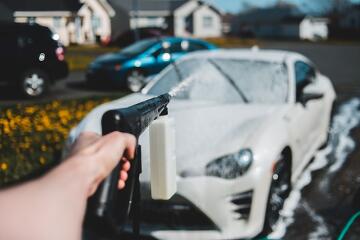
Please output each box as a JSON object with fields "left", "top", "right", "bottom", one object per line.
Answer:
{"left": 122, "top": 161, "right": 131, "bottom": 172}
{"left": 91, "top": 132, "right": 136, "bottom": 181}
{"left": 97, "top": 132, "right": 136, "bottom": 162}
{"left": 70, "top": 131, "right": 101, "bottom": 155}
{"left": 122, "top": 134, "right": 136, "bottom": 160}
{"left": 120, "top": 170, "right": 128, "bottom": 181}
{"left": 118, "top": 180, "right": 125, "bottom": 190}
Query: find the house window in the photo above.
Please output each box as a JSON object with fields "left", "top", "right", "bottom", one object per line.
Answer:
{"left": 91, "top": 16, "right": 101, "bottom": 30}
{"left": 203, "top": 16, "right": 213, "bottom": 28}
{"left": 53, "top": 17, "right": 61, "bottom": 29}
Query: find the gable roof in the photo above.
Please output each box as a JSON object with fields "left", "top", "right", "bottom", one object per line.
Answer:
{"left": 2, "top": 0, "right": 83, "bottom": 12}
{"left": 190, "top": 1, "right": 222, "bottom": 15}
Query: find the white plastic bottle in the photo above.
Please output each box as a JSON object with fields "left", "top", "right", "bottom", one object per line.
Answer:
{"left": 149, "top": 115, "right": 177, "bottom": 200}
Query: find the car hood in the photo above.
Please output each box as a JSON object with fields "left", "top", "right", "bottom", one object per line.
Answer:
{"left": 93, "top": 52, "right": 132, "bottom": 66}
{"left": 70, "top": 94, "right": 287, "bottom": 180}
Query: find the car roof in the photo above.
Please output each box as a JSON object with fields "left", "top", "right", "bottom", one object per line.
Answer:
{"left": 0, "top": 22, "right": 50, "bottom": 32}
{"left": 151, "top": 36, "right": 208, "bottom": 43}
{"left": 181, "top": 48, "right": 305, "bottom": 63}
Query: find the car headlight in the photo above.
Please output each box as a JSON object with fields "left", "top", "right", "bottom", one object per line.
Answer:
{"left": 205, "top": 149, "right": 253, "bottom": 179}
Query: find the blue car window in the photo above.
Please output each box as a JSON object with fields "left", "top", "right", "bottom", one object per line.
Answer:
{"left": 188, "top": 42, "right": 207, "bottom": 52}
{"left": 295, "top": 61, "right": 315, "bottom": 86}
{"left": 121, "top": 39, "right": 158, "bottom": 56}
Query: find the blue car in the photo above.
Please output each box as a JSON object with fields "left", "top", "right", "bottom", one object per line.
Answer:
{"left": 86, "top": 37, "right": 217, "bottom": 92}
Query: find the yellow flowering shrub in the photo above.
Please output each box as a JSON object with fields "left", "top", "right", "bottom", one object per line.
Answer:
{"left": 0, "top": 96, "right": 124, "bottom": 186}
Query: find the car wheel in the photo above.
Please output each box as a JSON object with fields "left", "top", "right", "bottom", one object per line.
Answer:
{"left": 21, "top": 69, "right": 49, "bottom": 98}
{"left": 263, "top": 155, "right": 291, "bottom": 234}
{"left": 126, "top": 69, "right": 145, "bottom": 92}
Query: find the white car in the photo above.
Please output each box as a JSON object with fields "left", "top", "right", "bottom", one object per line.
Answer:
{"left": 68, "top": 49, "right": 336, "bottom": 239}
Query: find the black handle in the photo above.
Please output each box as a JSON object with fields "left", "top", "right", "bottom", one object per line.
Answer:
{"left": 84, "top": 94, "right": 171, "bottom": 236}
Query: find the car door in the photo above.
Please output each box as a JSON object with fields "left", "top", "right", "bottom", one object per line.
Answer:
{"left": 0, "top": 32, "right": 20, "bottom": 85}
{"left": 289, "top": 60, "right": 325, "bottom": 170}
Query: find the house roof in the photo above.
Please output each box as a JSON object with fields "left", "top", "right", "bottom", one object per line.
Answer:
{"left": 2, "top": 0, "right": 83, "bottom": 12}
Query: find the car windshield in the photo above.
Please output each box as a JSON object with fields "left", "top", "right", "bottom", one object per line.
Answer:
{"left": 120, "top": 39, "right": 158, "bottom": 56}
{"left": 146, "top": 58, "right": 289, "bottom": 104}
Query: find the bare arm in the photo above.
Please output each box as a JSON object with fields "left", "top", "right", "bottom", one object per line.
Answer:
{"left": 0, "top": 131, "right": 136, "bottom": 240}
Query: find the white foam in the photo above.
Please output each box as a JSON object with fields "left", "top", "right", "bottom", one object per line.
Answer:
{"left": 169, "top": 75, "right": 195, "bottom": 97}
{"left": 269, "top": 98, "right": 360, "bottom": 239}
{"left": 303, "top": 201, "right": 330, "bottom": 239}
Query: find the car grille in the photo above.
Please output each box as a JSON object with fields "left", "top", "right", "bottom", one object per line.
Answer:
{"left": 136, "top": 194, "right": 218, "bottom": 230}
{"left": 230, "top": 190, "right": 253, "bottom": 220}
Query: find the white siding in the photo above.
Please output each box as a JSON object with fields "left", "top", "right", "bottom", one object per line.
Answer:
{"left": 193, "top": 5, "right": 221, "bottom": 38}
{"left": 300, "top": 17, "right": 328, "bottom": 41}
{"left": 79, "top": 0, "right": 112, "bottom": 43}
{"left": 174, "top": 0, "right": 199, "bottom": 37}
{"left": 78, "top": 5, "right": 96, "bottom": 43}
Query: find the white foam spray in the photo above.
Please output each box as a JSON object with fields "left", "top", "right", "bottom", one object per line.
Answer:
{"left": 169, "top": 76, "right": 195, "bottom": 97}
{"left": 303, "top": 201, "right": 330, "bottom": 240}
{"left": 269, "top": 98, "right": 360, "bottom": 239}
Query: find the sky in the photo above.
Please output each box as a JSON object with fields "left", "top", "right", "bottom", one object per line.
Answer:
{"left": 204, "top": 0, "right": 360, "bottom": 14}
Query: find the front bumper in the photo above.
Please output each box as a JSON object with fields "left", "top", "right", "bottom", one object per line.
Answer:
{"left": 139, "top": 166, "right": 272, "bottom": 240}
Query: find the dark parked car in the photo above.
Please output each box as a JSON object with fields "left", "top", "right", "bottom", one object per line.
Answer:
{"left": 0, "top": 22, "right": 68, "bottom": 98}
{"left": 86, "top": 37, "right": 217, "bottom": 92}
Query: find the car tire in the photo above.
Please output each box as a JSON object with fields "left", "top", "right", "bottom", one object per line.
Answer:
{"left": 21, "top": 69, "right": 49, "bottom": 98}
{"left": 262, "top": 154, "right": 292, "bottom": 235}
{"left": 126, "top": 69, "right": 145, "bottom": 92}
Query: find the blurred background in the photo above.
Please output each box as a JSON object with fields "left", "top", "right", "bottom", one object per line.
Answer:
{"left": 0, "top": 0, "right": 360, "bottom": 239}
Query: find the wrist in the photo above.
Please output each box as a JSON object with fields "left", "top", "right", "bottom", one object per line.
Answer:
{"left": 64, "top": 154, "right": 102, "bottom": 197}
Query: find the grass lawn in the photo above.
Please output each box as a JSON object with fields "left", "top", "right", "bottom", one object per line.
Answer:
{"left": 66, "top": 45, "right": 120, "bottom": 71}
{"left": 0, "top": 94, "right": 127, "bottom": 186}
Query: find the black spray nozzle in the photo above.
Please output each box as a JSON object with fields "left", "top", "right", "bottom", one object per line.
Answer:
{"left": 101, "top": 93, "right": 171, "bottom": 138}
{"left": 85, "top": 93, "right": 171, "bottom": 235}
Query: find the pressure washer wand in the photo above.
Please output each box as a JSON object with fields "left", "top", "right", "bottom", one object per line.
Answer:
{"left": 85, "top": 93, "right": 171, "bottom": 236}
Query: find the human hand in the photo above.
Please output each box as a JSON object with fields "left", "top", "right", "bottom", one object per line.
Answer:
{"left": 69, "top": 131, "right": 136, "bottom": 196}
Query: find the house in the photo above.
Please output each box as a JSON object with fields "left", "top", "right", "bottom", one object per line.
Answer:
{"left": 1, "top": 0, "right": 222, "bottom": 46}
{"left": 233, "top": 5, "right": 328, "bottom": 40}
{"left": 299, "top": 17, "right": 329, "bottom": 41}
{"left": 339, "top": 4, "right": 360, "bottom": 30}
{"left": 2, "top": 0, "right": 84, "bottom": 46}
{"left": 329, "top": 4, "right": 360, "bottom": 39}
{"left": 108, "top": 0, "right": 223, "bottom": 39}
{"left": 222, "top": 13, "right": 236, "bottom": 36}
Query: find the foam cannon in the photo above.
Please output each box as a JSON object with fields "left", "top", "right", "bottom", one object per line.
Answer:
{"left": 85, "top": 93, "right": 177, "bottom": 237}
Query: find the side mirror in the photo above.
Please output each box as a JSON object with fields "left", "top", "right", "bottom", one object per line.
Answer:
{"left": 300, "top": 92, "right": 323, "bottom": 106}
